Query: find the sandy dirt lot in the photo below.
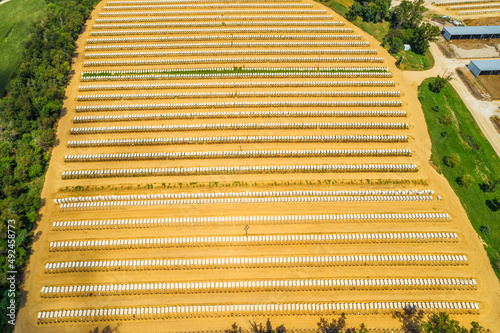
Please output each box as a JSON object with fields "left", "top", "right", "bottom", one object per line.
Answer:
{"left": 478, "top": 74, "right": 500, "bottom": 99}
{"left": 449, "top": 39, "right": 500, "bottom": 59}
{"left": 14, "top": 0, "right": 500, "bottom": 332}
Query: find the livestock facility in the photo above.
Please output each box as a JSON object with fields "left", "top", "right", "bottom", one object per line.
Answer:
{"left": 15, "top": 0, "right": 500, "bottom": 332}
{"left": 467, "top": 59, "right": 500, "bottom": 76}
{"left": 442, "top": 25, "right": 500, "bottom": 41}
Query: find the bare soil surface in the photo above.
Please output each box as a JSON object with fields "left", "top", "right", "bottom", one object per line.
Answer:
{"left": 478, "top": 74, "right": 500, "bottom": 99}
{"left": 490, "top": 115, "right": 500, "bottom": 134}
{"left": 456, "top": 66, "right": 492, "bottom": 100}
{"left": 14, "top": 0, "right": 500, "bottom": 332}
{"left": 449, "top": 39, "right": 500, "bottom": 58}
{"left": 463, "top": 17, "right": 500, "bottom": 25}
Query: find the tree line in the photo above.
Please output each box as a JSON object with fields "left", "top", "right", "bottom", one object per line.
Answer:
{"left": 226, "top": 310, "right": 484, "bottom": 333}
{"left": 0, "top": 0, "right": 100, "bottom": 331}
{"left": 347, "top": 0, "right": 440, "bottom": 55}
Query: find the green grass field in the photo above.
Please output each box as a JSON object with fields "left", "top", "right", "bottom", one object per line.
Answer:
{"left": 418, "top": 79, "right": 500, "bottom": 278}
{"left": 0, "top": 0, "right": 45, "bottom": 97}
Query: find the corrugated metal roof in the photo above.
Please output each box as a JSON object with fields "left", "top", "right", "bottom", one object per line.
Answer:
{"left": 443, "top": 25, "right": 500, "bottom": 36}
{"left": 468, "top": 59, "right": 500, "bottom": 71}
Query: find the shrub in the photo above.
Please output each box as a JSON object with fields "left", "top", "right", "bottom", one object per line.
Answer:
{"left": 479, "top": 225, "right": 491, "bottom": 235}
{"left": 438, "top": 114, "right": 453, "bottom": 126}
{"left": 479, "top": 179, "right": 499, "bottom": 193}
{"left": 443, "top": 154, "right": 461, "bottom": 167}
{"left": 440, "top": 131, "right": 448, "bottom": 137}
{"left": 389, "top": 37, "right": 404, "bottom": 54}
{"left": 457, "top": 174, "right": 474, "bottom": 188}
{"left": 432, "top": 105, "right": 440, "bottom": 112}
{"left": 428, "top": 74, "right": 452, "bottom": 93}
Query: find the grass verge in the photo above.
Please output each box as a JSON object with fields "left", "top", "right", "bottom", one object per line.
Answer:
{"left": 398, "top": 49, "right": 435, "bottom": 71}
{"left": 0, "top": 0, "right": 45, "bottom": 96}
{"left": 418, "top": 78, "right": 500, "bottom": 278}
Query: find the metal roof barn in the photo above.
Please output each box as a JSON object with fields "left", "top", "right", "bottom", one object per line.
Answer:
{"left": 467, "top": 59, "right": 500, "bottom": 77}
{"left": 442, "top": 26, "right": 500, "bottom": 41}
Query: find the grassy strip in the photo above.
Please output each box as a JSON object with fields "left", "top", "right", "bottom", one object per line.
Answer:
{"left": 418, "top": 78, "right": 500, "bottom": 278}
{"left": 0, "top": 0, "right": 45, "bottom": 96}
{"left": 82, "top": 68, "right": 389, "bottom": 77}
{"left": 398, "top": 49, "right": 435, "bottom": 71}
{"left": 313, "top": 0, "right": 433, "bottom": 71}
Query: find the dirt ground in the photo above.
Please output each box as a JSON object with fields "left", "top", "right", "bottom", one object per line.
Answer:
{"left": 455, "top": 66, "right": 492, "bottom": 100}
{"left": 478, "top": 74, "right": 500, "bottom": 99}
{"left": 13, "top": 0, "right": 500, "bottom": 332}
{"left": 448, "top": 39, "right": 500, "bottom": 59}
{"left": 463, "top": 17, "right": 500, "bottom": 26}
{"left": 491, "top": 115, "right": 500, "bottom": 134}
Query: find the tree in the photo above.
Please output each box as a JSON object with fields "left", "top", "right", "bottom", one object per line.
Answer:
{"left": 443, "top": 154, "right": 461, "bottom": 167}
{"left": 389, "top": 0, "right": 427, "bottom": 31}
{"left": 359, "top": 323, "right": 369, "bottom": 333}
{"left": 479, "top": 225, "right": 491, "bottom": 234}
{"left": 429, "top": 74, "right": 452, "bottom": 93}
{"left": 486, "top": 198, "right": 500, "bottom": 212}
{"left": 411, "top": 23, "right": 440, "bottom": 54}
{"left": 438, "top": 114, "right": 454, "bottom": 126}
{"left": 457, "top": 174, "right": 474, "bottom": 188}
{"left": 421, "top": 313, "right": 467, "bottom": 333}
{"left": 389, "top": 37, "right": 404, "bottom": 54}
{"left": 479, "top": 179, "right": 499, "bottom": 192}
{"left": 226, "top": 323, "right": 242, "bottom": 333}
{"left": 347, "top": 0, "right": 392, "bottom": 23}
{"left": 317, "top": 313, "right": 347, "bottom": 333}
{"left": 393, "top": 307, "right": 425, "bottom": 333}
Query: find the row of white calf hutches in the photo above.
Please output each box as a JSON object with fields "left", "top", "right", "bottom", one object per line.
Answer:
{"left": 37, "top": 301, "right": 479, "bottom": 323}
{"left": 85, "top": 41, "right": 369, "bottom": 50}
{"left": 83, "top": 65, "right": 388, "bottom": 74}
{"left": 74, "top": 100, "right": 403, "bottom": 112}
{"left": 40, "top": 277, "right": 476, "bottom": 297}
{"left": 92, "top": 21, "right": 346, "bottom": 29}
{"left": 48, "top": 232, "right": 458, "bottom": 251}
{"left": 66, "top": 134, "right": 409, "bottom": 146}
{"left": 69, "top": 121, "right": 409, "bottom": 134}
{"left": 72, "top": 110, "right": 406, "bottom": 123}
{"left": 93, "top": 20, "right": 344, "bottom": 26}
{"left": 81, "top": 71, "right": 392, "bottom": 81}
{"left": 55, "top": 188, "right": 434, "bottom": 202}
{"left": 84, "top": 49, "right": 377, "bottom": 58}
{"left": 83, "top": 56, "right": 383, "bottom": 66}
{"left": 76, "top": 90, "right": 398, "bottom": 100}
{"left": 44, "top": 254, "right": 468, "bottom": 273}
{"left": 103, "top": 3, "right": 315, "bottom": 9}
{"left": 106, "top": 0, "right": 308, "bottom": 4}
{"left": 101, "top": 8, "right": 326, "bottom": 14}
{"left": 86, "top": 33, "right": 360, "bottom": 43}
{"left": 60, "top": 163, "right": 419, "bottom": 179}
{"left": 96, "top": 14, "right": 334, "bottom": 20}
{"left": 90, "top": 27, "right": 351, "bottom": 35}
{"left": 92, "top": 26, "right": 351, "bottom": 33}
{"left": 56, "top": 195, "right": 433, "bottom": 209}
{"left": 63, "top": 148, "right": 413, "bottom": 162}
{"left": 78, "top": 80, "right": 392, "bottom": 91}
{"left": 51, "top": 212, "right": 450, "bottom": 230}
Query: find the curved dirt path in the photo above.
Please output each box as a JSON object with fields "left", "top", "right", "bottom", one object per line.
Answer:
{"left": 402, "top": 42, "right": 500, "bottom": 156}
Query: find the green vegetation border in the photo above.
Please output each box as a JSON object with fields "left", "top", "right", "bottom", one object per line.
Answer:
{"left": 418, "top": 78, "right": 500, "bottom": 279}
{"left": 0, "top": 0, "right": 45, "bottom": 96}
{"left": 314, "top": 0, "right": 434, "bottom": 71}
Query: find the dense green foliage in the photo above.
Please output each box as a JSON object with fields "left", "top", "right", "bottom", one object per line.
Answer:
{"left": 0, "top": 0, "right": 45, "bottom": 97}
{"left": 0, "top": 0, "right": 99, "bottom": 330}
{"left": 346, "top": 0, "right": 391, "bottom": 23}
{"left": 429, "top": 74, "right": 453, "bottom": 93}
{"left": 318, "top": 0, "right": 434, "bottom": 70}
{"left": 384, "top": 0, "right": 440, "bottom": 54}
{"left": 418, "top": 78, "right": 500, "bottom": 279}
